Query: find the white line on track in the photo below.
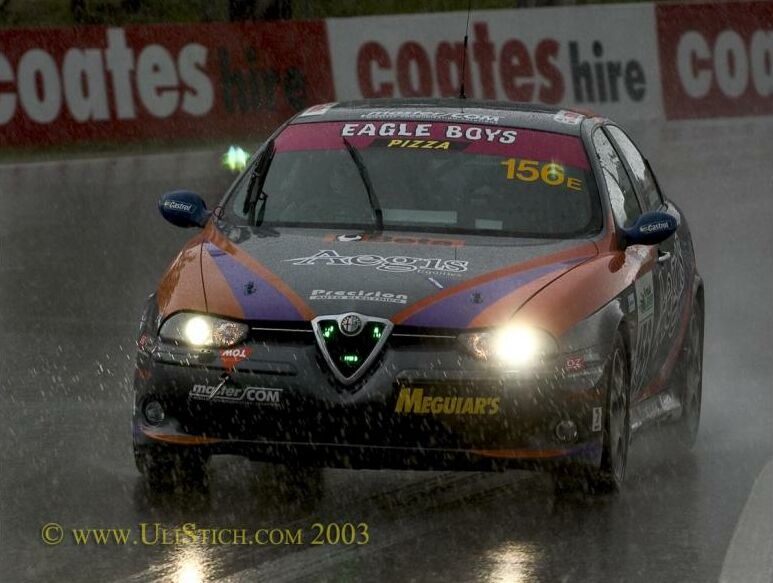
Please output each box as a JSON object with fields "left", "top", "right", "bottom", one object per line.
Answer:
{"left": 719, "top": 457, "right": 773, "bottom": 583}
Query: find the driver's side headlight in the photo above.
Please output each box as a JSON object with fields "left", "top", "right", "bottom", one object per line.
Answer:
{"left": 159, "top": 313, "right": 249, "bottom": 348}
{"left": 458, "top": 325, "right": 558, "bottom": 367}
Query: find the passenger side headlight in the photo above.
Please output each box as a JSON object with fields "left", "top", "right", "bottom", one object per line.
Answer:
{"left": 159, "top": 313, "right": 248, "bottom": 348}
{"left": 458, "top": 325, "right": 558, "bottom": 367}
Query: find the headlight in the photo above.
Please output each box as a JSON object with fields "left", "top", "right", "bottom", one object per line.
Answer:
{"left": 458, "top": 325, "right": 558, "bottom": 367}
{"left": 159, "top": 313, "right": 249, "bottom": 348}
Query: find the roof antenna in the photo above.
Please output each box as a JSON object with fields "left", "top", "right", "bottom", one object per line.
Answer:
{"left": 459, "top": 0, "right": 472, "bottom": 99}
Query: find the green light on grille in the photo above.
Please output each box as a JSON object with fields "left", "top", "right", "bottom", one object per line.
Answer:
{"left": 372, "top": 326, "right": 382, "bottom": 339}
{"left": 322, "top": 325, "right": 336, "bottom": 339}
{"left": 341, "top": 354, "right": 359, "bottom": 364}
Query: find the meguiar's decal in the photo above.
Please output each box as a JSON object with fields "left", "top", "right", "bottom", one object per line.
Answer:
{"left": 500, "top": 158, "right": 583, "bottom": 191}
{"left": 395, "top": 388, "right": 500, "bottom": 416}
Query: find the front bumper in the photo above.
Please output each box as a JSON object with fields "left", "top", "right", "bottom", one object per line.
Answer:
{"left": 132, "top": 328, "right": 607, "bottom": 470}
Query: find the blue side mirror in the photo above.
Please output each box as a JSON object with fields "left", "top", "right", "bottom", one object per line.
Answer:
{"left": 622, "top": 211, "right": 678, "bottom": 246}
{"left": 158, "top": 191, "right": 211, "bottom": 228}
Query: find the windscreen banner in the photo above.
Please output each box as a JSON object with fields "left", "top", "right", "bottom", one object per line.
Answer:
{"left": 0, "top": 21, "right": 333, "bottom": 147}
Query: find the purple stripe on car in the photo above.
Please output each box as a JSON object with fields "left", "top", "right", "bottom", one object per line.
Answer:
{"left": 204, "top": 242, "right": 304, "bottom": 321}
{"left": 402, "top": 258, "right": 588, "bottom": 328}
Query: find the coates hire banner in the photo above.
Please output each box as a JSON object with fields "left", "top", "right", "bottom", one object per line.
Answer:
{"left": 326, "top": 4, "right": 664, "bottom": 122}
{"left": 2, "top": 3, "right": 772, "bottom": 148}
{"left": 0, "top": 21, "right": 334, "bottom": 147}
{"left": 657, "top": 2, "right": 773, "bottom": 120}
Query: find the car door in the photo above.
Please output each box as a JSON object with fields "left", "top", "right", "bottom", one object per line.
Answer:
{"left": 605, "top": 125, "right": 688, "bottom": 400}
{"left": 591, "top": 127, "right": 660, "bottom": 399}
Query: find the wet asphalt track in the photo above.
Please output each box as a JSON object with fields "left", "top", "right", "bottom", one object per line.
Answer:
{"left": 1, "top": 119, "right": 772, "bottom": 583}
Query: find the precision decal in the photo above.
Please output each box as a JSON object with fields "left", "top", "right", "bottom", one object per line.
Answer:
{"left": 394, "top": 388, "right": 500, "bottom": 415}
{"left": 310, "top": 289, "right": 408, "bottom": 305}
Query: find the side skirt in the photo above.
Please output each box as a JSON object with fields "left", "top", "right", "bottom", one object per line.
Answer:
{"left": 630, "top": 389, "right": 682, "bottom": 435}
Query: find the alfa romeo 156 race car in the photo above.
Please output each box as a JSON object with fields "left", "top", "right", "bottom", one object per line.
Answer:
{"left": 133, "top": 99, "right": 704, "bottom": 492}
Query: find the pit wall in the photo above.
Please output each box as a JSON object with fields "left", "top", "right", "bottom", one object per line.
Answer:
{"left": 1, "top": 2, "right": 771, "bottom": 148}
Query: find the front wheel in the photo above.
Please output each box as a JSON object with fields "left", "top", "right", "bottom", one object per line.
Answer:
{"left": 587, "top": 332, "right": 631, "bottom": 493}
{"left": 675, "top": 299, "right": 704, "bottom": 449}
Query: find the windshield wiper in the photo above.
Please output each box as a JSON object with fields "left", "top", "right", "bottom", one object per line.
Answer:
{"left": 242, "top": 138, "right": 276, "bottom": 226}
{"left": 342, "top": 137, "right": 383, "bottom": 232}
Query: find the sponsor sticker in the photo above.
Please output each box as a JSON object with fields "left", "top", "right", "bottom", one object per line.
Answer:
{"left": 328, "top": 233, "right": 464, "bottom": 247}
{"left": 565, "top": 356, "right": 585, "bottom": 371}
{"left": 298, "top": 102, "right": 337, "bottom": 116}
{"left": 554, "top": 110, "right": 585, "bottom": 125}
{"left": 635, "top": 271, "right": 655, "bottom": 320}
{"left": 340, "top": 122, "right": 516, "bottom": 144}
{"left": 163, "top": 200, "right": 193, "bottom": 213}
{"left": 310, "top": 289, "right": 408, "bottom": 305}
{"left": 592, "top": 407, "right": 603, "bottom": 432}
{"left": 359, "top": 110, "right": 500, "bottom": 123}
{"left": 220, "top": 347, "right": 252, "bottom": 369}
{"left": 394, "top": 388, "right": 500, "bottom": 415}
{"left": 189, "top": 384, "right": 282, "bottom": 405}
{"left": 286, "top": 249, "right": 468, "bottom": 275}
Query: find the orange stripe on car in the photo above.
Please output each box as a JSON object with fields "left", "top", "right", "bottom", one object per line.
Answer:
{"left": 391, "top": 242, "right": 598, "bottom": 325}
{"left": 205, "top": 224, "right": 315, "bottom": 320}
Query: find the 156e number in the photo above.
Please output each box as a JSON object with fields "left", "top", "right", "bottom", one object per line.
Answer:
{"left": 500, "top": 158, "right": 583, "bottom": 191}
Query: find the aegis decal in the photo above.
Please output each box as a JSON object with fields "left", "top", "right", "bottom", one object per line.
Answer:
{"left": 285, "top": 250, "right": 468, "bottom": 274}
{"left": 0, "top": 28, "right": 212, "bottom": 125}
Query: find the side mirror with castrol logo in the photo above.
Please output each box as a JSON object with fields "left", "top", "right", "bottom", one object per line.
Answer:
{"left": 159, "top": 191, "right": 212, "bottom": 228}
{"left": 622, "top": 210, "right": 679, "bottom": 246}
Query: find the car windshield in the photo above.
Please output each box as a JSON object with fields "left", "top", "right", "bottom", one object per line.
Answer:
{"left": 226, "top": 120, "right": 602, "bottom": 238}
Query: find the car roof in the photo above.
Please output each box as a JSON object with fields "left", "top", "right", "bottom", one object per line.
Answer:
{"left": 290, "top": 98, "right": 602, "bottom": 135}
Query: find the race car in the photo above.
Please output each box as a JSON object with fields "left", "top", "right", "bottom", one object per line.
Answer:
{"left": 133, "top": 99, "right": 704, "bottom": 492}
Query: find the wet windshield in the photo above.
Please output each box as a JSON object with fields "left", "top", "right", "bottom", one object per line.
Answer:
{"left": 228, "top": 121, "right": 601, "bottom": 238}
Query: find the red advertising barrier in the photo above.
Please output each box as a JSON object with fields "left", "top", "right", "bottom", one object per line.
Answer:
{"left": 0, "top": 21, "right": 334, "bottom": 147}
{"left": 657, "top": 2, "right": 773, "bottom": 120}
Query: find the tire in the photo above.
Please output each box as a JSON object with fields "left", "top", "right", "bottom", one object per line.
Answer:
{"left": 134, "top": 443, "right": 209, "bottom": 492}
{"left": 675, "top": 298, "right": 704, "bottom": 450}
{"left": 587, "top": 331, "right": 632, "bottom": 493}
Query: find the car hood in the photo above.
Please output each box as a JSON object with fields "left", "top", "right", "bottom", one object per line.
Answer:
{"left": 197, "top": 224, "right": 598, "bottom": 329}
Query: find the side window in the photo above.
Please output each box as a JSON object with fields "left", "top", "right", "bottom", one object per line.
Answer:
{"left": 606, "top": 126, "right": 662, "bottom": 211}
{"left": 592, "top": 129, "right": 641, "bottom": 228}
